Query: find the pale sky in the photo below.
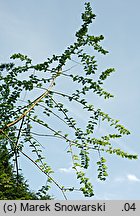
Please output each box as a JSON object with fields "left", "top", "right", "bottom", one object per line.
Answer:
{"left": 0, "top": 0, "right": 140, "bottom": 199}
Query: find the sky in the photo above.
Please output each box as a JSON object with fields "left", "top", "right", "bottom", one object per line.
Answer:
{"left": 0, "top": 0, "right": 140, "bottom": 200}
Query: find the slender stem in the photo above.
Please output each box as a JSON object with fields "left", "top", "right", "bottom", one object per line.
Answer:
{"left": 14, "top": 116, "right": 25, "bottom": 185}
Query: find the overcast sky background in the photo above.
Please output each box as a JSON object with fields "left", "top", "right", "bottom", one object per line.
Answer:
{"left": 0, "top": 0, "right": 140, "bottom": 200}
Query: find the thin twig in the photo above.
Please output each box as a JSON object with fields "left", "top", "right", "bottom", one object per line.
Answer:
{"left": 1, "top": 129, "right": 68, "bottom": 200}
{"left": 14, "top": 116, "right": 25, "bottom": 184}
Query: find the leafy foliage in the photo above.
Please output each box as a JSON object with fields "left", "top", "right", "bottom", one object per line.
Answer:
{"left": 0, "top": 144, "right": 52, "bottom": 200}
{"left": 0, "top": 2, "right": 137, "bottom": 199}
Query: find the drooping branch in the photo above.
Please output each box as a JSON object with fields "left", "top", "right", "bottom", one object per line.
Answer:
{"left": 0, "top": 70, "right": 61, "bottom": 133}
{"left": 0, "top": 129, "right": 68, "bottom": 200}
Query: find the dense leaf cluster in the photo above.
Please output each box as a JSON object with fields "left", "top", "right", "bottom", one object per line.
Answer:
{"left": 0, "top": 144, "right": 52, "bottom": 200}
